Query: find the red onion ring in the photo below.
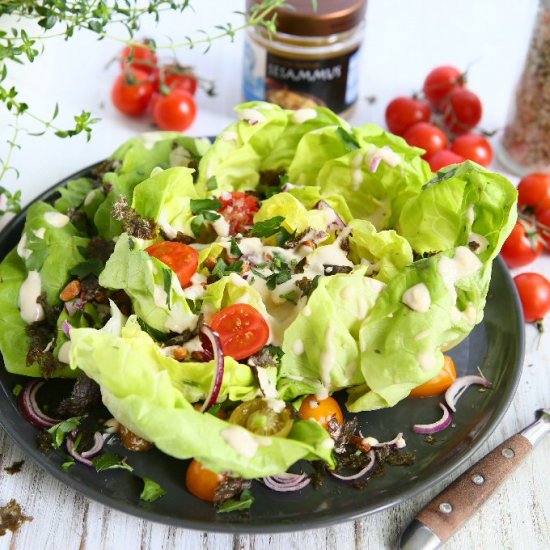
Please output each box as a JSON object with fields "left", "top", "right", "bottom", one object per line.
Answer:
{"left": 315, "top": 200, "right": 346, "bottom": 230}
{"left": 61, "top": 320, "right": 72, "bottom": 339}
{"left": 412, "top": 403, "right": 453, "bottom": 434}
{"left": 373, "top": 432, "right": 406, "bottom": 449}
{"left": 18, "top": 380, "right": 59, "bottom": 428}
{"left": 370, "top": 155, "right": 382, "bottom": 173}
{"left": 66, "top": 436, "right": 93, "bottom": 467}
{"left": 66, "top": 431, "right": 105, "bottom": 466}
{"left": 262, "top": 473, "right": 311, "bottom": 492}
{"left": 445, "top": 375, "right": 492, "bottom": 413}
{"left": 64, "top": 300, "right": 78, "bottom": 317}
{"left": 199, "top": 325, "right": 225, "bottom": 413}
{"left": 80, "top": 432, "right": 105, "bottom": 458}
{"left": 330, "top": 450, "right": 376, "bottom": 481}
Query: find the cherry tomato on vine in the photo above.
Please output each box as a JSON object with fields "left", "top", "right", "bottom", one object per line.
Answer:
{"left": 119, "top": 41, "right": 158, "bottom": 76}
{"left": 218, "top": 192, "right": 259, "bottom": 235}
{"left": 517, "top": 173, "right": 550, "bottom": 215}
{"left": 423, "top": 65, "right": 464, "bottom": 110}
{"left": 513, "top": 273, "right": 550, "bottom": 322}
{"left": 145, "top": 241, "right": 199, "bottom": 288}
{"left": 152, "top": 89, "right": 197, "bottom": 131}
{"left": 162, "top": 64, "right": 198, "bottom": 95}
{"left": 442, "top": 88, "right": 482, "bottom": 134}
{"left": 537, "top": 209, "right": 550, "bottom": 249}
{"left": 185, "top": 459, "right": 224, "bottom": 502}
{"left": 500, "top": 220, "right": 543, "bottom": 268}
{"left": 210, "top": 304, "right": 269, "bottom": 360}
{"left": 403, "top": 122, "right": 448, "bottom": 158}
{"left": 427, "top": 149, "right": 465, "bottom": 172}
{"left": 410, "top": 355, "right": 457, "bottom": 398}
{"left": 111, "top": 69, "right": 154, "bottom": 117}
{"left": 299, "top": 395, "right": 344, "bottom": 429}
{"left": 385, "top": 97, "right": 431, "bottom": 136}
{"left": 450, "top": 134, "right": 493, "bottom": 167}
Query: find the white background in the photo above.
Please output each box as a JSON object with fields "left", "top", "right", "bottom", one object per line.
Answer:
{"left": 1, "top": 1, "right": 550, "bottom": 549}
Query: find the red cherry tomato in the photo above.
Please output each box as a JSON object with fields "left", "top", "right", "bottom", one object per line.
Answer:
{"left": 185, "top": 459, "right": 224, "bottom": 502}
{"left": 410, "top": 355, "right": 457, "bottom": 398}
{"left": 299, "top": 395, "right": 344, "bottom": 429}
{"left": 218, "top": 192, "right": 259, "bottom": 236}
{"left": 111, "top": 69, "right": 154, "bottom": 117}
{"left": 427, "top": 149, "right": 465, "bottom": 172}
{"left": 120, "top": 41, "right": 158, "bottom": 76}
{"left": 404, "top": 122, "right": 448, "bottom": 158}
{"left": 536, "top": 209, "right": 550, "bottom": 249}
{"left": 423, "top": 66, "right": 464, "bottom": 110}
{"left": 145, "top": 241, "right": 199, "bottom": 288}
{"left": 210, "top": 304, "right": 270, "bottom": 360}
{"left": 513, "top": 273, "right": 550, "bottom": 322}
{"left": 442, "top": 88, "right": 482, "bottom": 134}
{"left": 385, "top": 97, "right": 431, "bottom": 136}
{"left": 518, "top": 173, "right": 550, "bottom": 215}
{"left": 152, "top": 89, "right": 197, "bottom": 131}
{"left": 450, "top": 134, "right": 493, "bottom": 167}
{"left": 163, "top": 64, "right": 198, "bottom": 95}
{"left": 500, "top": 220, "right": 543, "bottom": 268}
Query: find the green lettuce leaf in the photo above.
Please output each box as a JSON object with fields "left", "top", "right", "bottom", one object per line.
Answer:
{"left": 54, "top": 178, "right": 95, "bottom": 214}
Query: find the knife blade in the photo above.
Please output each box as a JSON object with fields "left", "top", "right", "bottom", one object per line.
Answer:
{"left": 397, "top": 408, "right": 550, "bottom": 550}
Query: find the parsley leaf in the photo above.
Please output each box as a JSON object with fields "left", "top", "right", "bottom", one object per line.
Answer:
{"left": 191, "top": 214, "right": 205, "bottom": 237}
{"left": 206, "top": 176, "right": 218, "bottom": 190}
{"left": 70, "top": 258, "right": 104, "bottom": 278}
{"left": 279, "top": 290, "right": 298, "bottom": 305}
{"left": 12, "top": 384, "right": 23, "bottom": 397}
{"left": 190, "top": 198, "right": 222, "bottom": 214}
{"left": 216, "top": 488, "right": 254, "bottom": 513}
{"left": 162, "top": 268, "right": 172, "bottom": 308}
{"left": 140, "top": 477, "right": 166, "bottom": 502}
{"left": 212, "top": 258, "right": 243, "bottom": 279}
{"left": 336, "top": 127, "right": 360, "bottom": 152}
{"left": 230, "top": 238, "right": 242, "bottom": 257}
{"left": 47, "top": 417, "right": 82, "bottom": 449}
{"left": 249, "top": 216, "right": 285, "bottom": 238}
{"left": 61, "top": 460, "right": 75, "bottom": 471}
{"left": 92, "top": 453, "right": 134, "bottom": 472}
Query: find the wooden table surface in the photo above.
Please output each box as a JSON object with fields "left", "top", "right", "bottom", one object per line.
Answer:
{"left": 1, "top": 1, "right": 549, "bottom": 548}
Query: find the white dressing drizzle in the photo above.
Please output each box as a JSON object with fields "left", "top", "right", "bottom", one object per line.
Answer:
{"left": 183, "top": 272, "right": 207, "bottom": 301}
{"left": 239, "top": 108, "right": 266, "bottom": 125}
{"left": 44, "top": 211, "right": 70, "bottom": 228}
{"left": 58, "top": 341, "right": 72, "bottom": 364}
{"left": 19, "top": 271, "right": 45, "bottom": 323}
{"left": 222, "top": 427, "right": 259, "bottom": 458}
{"left": 468, "top": 232, "right": 489, "bottom": 255}
{"left": 437, "top": 246, "right": 483, "bottom": 303}
{"left": 17, "top": 234, "right": 31, "bottom": 259}
{"left": 292, "top": 108, "right": 317, "bottom": 124}
{"left": 402, "top": 283, "right": 431, "bottom": 313}
{"left": 417, "top": 350, "right": 437, "bottom": 372}
{"left": 292, "top": 339, "right": 304, "bottom": 356}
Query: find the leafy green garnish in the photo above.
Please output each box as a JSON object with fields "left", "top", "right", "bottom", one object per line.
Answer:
{"left": 206, "top": 176, "right": 218, "bottom": 191}
{"left": 61, "top": 460, "right": 75, "bottom": 471}
{"left": 47, "top": 417, "right": 82, "bottom": 449}
{"left": 279, "top": 290, "right": 298, "bottom": 305}
{"left": 230, "top": 238, "right": 242, "bottom": 257}
{"left": 191, "top": 214, "right": 204, "bottom": 237}
{"left": 216, "top": 489, "right": 254, "bottom": 513}
{"left": 162, "top": 268, "right": 172, "bottom": 308}
{"left": 249, "top": 216, "right": 285, "bottom": 238}
{"left": 140, "top": 477, "right": 167, "bottom": 502}
{"left": 336, "top": 127, "right": 360, "bottom": 152}
{"left": 70, "top": 258, "right": 104, "bottom": 278}
{"left": 190, "top": 198, "right": 222, "bottom": 214}
{"left": 212, "top": 258, "right": 243, "bottom": 279}
{"left": 12, "top": 384, "right": 23, "bottom": 397}
{"left": 92, "top": 453, "right": 134, "bottom": 472}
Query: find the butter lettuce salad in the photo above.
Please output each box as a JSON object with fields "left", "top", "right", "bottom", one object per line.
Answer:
{"left": 0, "top": 102, "right": 517, "bottom": 508}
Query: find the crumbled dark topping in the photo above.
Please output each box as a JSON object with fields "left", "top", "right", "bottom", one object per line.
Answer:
{"left": 468, "top": 240, "right": 481, "bottom": 252}
{"left": 112, "top": 196, "right": 157, "bottom": 240}
{"left": 295, "top": 275, "right": 320, "bottom": 298}
{"left": 56, "top": 375, "right": 101, "bottom": 418}
{"left": 413, "top": 250, "right": 438, "bottom": 261}
{"left": 89, "top": 236, "right": 115, "bottom": 264}
{"left": 323, "top": 265, "right": 353, "bottom": 276}
{"left": 3, "top": 460, "right": 24, "bottom": 475}
{"left": 164, "top": 315, "right": 203, "bottom": 347}
{"left": 111, "top": 290, "right": 132, "bottom": 317}
{"left": 91, "top": 159, "right": 122, "bottom": 180}
{"left": 0, "top": 499, "right": 32, "bottom": 536}
{"left": 309, "top": 460, "right": 329, "bottom": 488}
{"left": 247, "top": 345, "right": 283, "bottom": 369}
{"left": 327, "top": 416, "right": 358, "bottom": 454}
{"left": 79, "top": 276, "right": 108, "bottom": 303}
{"left": 214, "top": 476, "right": 251, "bottom": 506}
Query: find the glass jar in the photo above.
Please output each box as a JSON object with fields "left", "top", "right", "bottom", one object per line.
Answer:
{"left": 243, "top": 0, "right": 367, "bottom": 117}
{"left": 499, "top": 0, "right": 550, "bottom": 174}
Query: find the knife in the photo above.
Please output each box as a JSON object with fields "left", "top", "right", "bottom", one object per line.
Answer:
{"left": 397, "top": 408, "right": 550, "bottom": 549}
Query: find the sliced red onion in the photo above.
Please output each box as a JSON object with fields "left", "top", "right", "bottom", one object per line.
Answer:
{"left": 64, "top": 300, "right": 78, "bottom": 317}
{"left": 445, "top": 375, "right": 492, "bottom": 413}
{"left": 263, "top": 472, "right": 311, "bottom": 492}
{"left": 330, "top": 450, "right": 376, "bottom": 481}
{"left": 370, "top": 155, "right": 383, "bottom": 173}
{"left": 373, "top": 432, "right": 406, "bottom": 449}
{"left": 61, "top": 320, "right": 72, "bottom": 339}
{"left": 315, "top": 200, "right": 346, "bottom": 230}
{"left": 66, "top": 436, "right": 93, "bottom": 467}
{"left": 18, "top": 380, "right": 59, "bottom": 428}
{"left": 199, "top": 325, "right": 225, "bottom": 413}
{"left": 80, "top": 431, "right": 105, "bottom": 458}
{"left": 412, "top": 403, "right": 453, "bottom": 434}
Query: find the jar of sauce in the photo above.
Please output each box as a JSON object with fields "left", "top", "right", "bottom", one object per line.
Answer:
{"left": 243, "top": 0, "right": 367, "bottom": 117}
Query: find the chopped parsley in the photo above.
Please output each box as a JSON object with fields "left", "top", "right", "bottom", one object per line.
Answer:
{"left": 206, "top": 176, "right": 218, "bottom": 191}
{"left": 216, "top": 488, "right": 254, "bottom": 513}
{"left": 70, "top": 258, "right": 104, "bottom": 279}
{"left": 162, "top": 268, "right": 172, "bottom": 308}
{"left": 212, "top": 258, "right": 244, "bottom": 279}
{"left": 279, "top": 290, "right": 298, "bottom": 305}
{"left": 92, "top": 453, "right": 134, "bottom": 472}
{"left": 190, "top": 198, "right": 222, "bottom": 214}
{"left": 249, "top": 216, "right": 285, "bottom": 238}
{"left": 140, "top": 477, "right": 167, "bottom": 502}
{"left": 230, "top": 237, "right": 242, "bottom": 257}
{"left": 336, "top": 127, "right": 360, "bottom": 152}
{"left": 47, "top": 417, "right": 82, "bottom": 449}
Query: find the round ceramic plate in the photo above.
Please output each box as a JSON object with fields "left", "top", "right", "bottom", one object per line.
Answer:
{"left": 0, "top": 164, "right": 524, "bottom": 533}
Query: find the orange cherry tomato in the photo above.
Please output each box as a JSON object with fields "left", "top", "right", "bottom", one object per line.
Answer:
{"left": 145, "top": 241, "right": 199, "bottom": 288}
{"left": 185, "top": 459, "right": 224, "bottom": 502}
{"left": 299, "top": 395, "right": 344, "bottom": 429}
{"left": 410, "top": 355, "right": 457, "bottom": 398}
{"left": 210, "top": 304, "right": 269, "bottom": 360}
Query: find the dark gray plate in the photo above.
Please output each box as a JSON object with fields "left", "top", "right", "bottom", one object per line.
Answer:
{"left": 0, "top": 165, "right": 524, "bottom": 533}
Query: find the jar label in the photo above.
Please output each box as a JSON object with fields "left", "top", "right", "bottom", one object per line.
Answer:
{"left": 243, "top": 39, "right": 360, "bottom": 114}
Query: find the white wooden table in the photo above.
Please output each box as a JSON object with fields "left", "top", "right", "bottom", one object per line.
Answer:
{"left": 1, "top": 1, "right": 549, "bottom": 548}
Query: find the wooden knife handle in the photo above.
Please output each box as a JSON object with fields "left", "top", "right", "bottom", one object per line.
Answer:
{"left": 416, "top": 433, "right": 533, "bottom": 543}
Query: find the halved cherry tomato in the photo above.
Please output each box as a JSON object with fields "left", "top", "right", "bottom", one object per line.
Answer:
{"left": 500, "top": 219, "right": 543, "bottom": 268}
{"left": 518, "top": 173, "right": 550, "bottom": 215}
{"left": 210, "top": 304, "right": 269, "bottom": 360}
{"left": 145, "top": 241, "right": 199, "bottom": 288}
{"left": 111, "top": 69, "right": 154, "bottom": 117}
{"left": 218, "top": 192, "right": 259, "bottom": 236}
{"left": 229, "top": 398, "right": 294, "bottom": 437}
{"left": 410, "top": 355, "right": 457, "bottom": 398}
{"left": 185, "top": 459, "right": 225, "bottom": 502}
{"left": 119, "top": 41, "right": 158, "bottom": 75}
{"left": 299, "top": 395, "right": 344, "bottom": 429}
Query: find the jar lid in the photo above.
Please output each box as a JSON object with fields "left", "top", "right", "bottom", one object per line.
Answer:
{"left": 247, "top": 0, "right": 367, "bottom": 37}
